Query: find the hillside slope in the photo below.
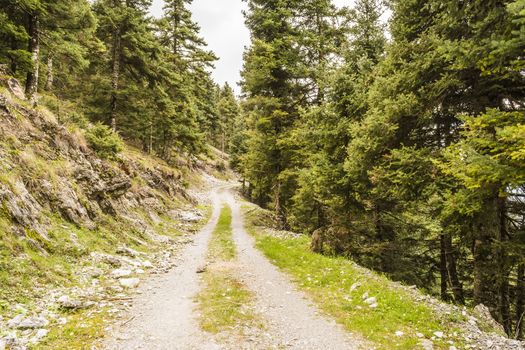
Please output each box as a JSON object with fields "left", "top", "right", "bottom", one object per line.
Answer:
{"left": 0, "top": 76, "right": 217, "bottom": 349}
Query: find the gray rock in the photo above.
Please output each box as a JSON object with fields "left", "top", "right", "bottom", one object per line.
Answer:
{"left": 90, "top": 252, "right": 122, "bottom": 267}
{"left": 116, "top": 246, "right": 140, "bottom": 258}
{"left": 349, "top": 282, "right": 361, "bottom": 292}
{"left": 364, "top": 297, "right": 377, "bottom": 305}
{"left": 2, "top": 332, "right": 19, "bottom": 349}
{"left": 473, "top": 304, "right": 506, "bottom": 334}
{"left": 179, "top": 210, "right": 203, "bottom": 222}
{"left": 142, "top": 260, "right": 153, "bottom": 269}
{"left": 111, "top": 269, "right": 132, "bottom": 278}
{"left": 7, "top": 314, "right": 24, "bottom": 328}
{"left": 419, "top": 339, "right": 434, "bottom": 350}
{"left": 30, "top": 329, "right": 49, "bottom": 343}
{"left": 119, "top": 278, "right": 140, "bottom": 289}
{"left": 0, "top": 181, "right": 47, "bottom": 239}
{"left": 87, "top": 267, "right": 104, "bottom": 278}
{"left": 57, "top": 295, "right": 91, "bottom": 310}
{"left": 7, "top": 78, "right": 26, "bottom": 100}
{"left": 16, "top": 316, "right": 48, "bottom": 329}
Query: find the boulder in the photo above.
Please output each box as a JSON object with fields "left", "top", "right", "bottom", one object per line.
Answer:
{"left": 0, "top": 181, "right": 47, "bottom": 239}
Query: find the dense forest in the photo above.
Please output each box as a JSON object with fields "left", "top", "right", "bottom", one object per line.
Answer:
{"left": 0, "top": 0, "right": 524, "bottom": 341}
{"left": 231, "top": 0, "right": 525, "bottom": 339}
{"left": 0, "top": 0, "right": 239, "bottom": 160}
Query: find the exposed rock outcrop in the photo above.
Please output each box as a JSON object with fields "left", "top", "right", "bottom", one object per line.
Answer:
{"left": 0, "top": 76, "right": 193, "bottom": 243}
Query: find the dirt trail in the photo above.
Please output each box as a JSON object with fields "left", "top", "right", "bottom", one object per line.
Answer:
{"left": 103, "top": 190, "right": 223, "bottom": 350}
{"left": 104, "top": 186, "right": 361, "bottom": 350}
{"left": 224, "top": 190, "right": 360, "bottom": 350}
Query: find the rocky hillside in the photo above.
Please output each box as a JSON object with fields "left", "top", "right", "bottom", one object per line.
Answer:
{"left": 0, "top": 76, "right": 220, "bottom": 349}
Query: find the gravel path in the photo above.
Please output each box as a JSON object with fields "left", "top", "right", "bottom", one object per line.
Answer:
{"left": 103, "top": 190, "right": 223, "bottom": 350}
{"left": 224, "top": 190, "right": 361, "bottom": 350}
{"left": 103, "top": 186, "right": 361, "bottom": 350}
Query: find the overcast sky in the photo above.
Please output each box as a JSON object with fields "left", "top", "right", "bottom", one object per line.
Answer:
{"left": 149, "top": 0, "right": 376, "bottom": 94}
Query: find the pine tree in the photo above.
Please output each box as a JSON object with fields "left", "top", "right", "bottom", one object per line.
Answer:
{"left": 153, "top": 0, "right": 217, "bottom": 159}
{"left": 0, "top": 0, "right": 95, "bottom": 102}
{"left": 89, "top": 0, "right": 157, "bottom": 131}
{"left": 215, "top": 83, "right": 240, "bottom": 153}
{"left": 0, "top": 1, "right": 31, "bottom": 77}
{"left": 289, "top": 0, "right": 385, "bottom": 248}
{"left": 241, "top": 0, "right": 350, "bottom": 225}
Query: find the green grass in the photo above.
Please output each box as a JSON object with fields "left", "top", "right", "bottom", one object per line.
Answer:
{"left": 243, "top": 205, "right": 466, "bottom": 350}
{"left": 35, "top": 309, "right": 109, "bottom": 349}
{"left": 197, "top": 268, "right": 257, "bottom": 333}
{"left": 0, "top": 94, "right": 217, "bottom": 347}
{"left": 196, "top": 205, "right": 260, "bottom": 334}
{"left": 208, "top": 205, "right": 236, "bottom": 261}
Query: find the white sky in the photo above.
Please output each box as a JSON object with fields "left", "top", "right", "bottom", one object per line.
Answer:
{"left": 150, "top": 0, "right": 382, "bottom": 95}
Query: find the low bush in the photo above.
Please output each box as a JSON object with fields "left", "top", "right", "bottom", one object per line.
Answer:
{"left": 85, "top": 122, "right": 123, "bottom": 160}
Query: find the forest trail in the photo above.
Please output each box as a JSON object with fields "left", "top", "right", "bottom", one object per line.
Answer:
{"left": 103, "top": 189, "right": 224, "bottom": 350}
{"left": 103, "top": 186, "right": 360, "bottom": 349}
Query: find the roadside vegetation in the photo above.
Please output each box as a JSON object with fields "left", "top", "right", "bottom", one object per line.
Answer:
{"left": 242, "top": 204, "right": 500, "bottom": 350}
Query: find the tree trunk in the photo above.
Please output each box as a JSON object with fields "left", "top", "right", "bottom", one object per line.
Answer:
{"left": 440, "top": 234, "right": 449, "bottom": 301}
{"left": 516, "top": 264, "right": 524, "bottom": 339}
{"left": 10, "top": 38, "right": 17, "bottom": 74}
{"left": 110, "top": 26, "right": 122, "bottom": 131}
{"left": 25, "top": 14, "right": 40, "bottom": 103}
{"left": 444, "top": 233, "right": 464, "bottom": 304}
{"left": 149, "top": 121, "right": 153, "bottom": 154}
{"left": 45, "top": 56, "right": 53, "bottom": 91}
{"left": 473, "top": 193, "right": 499, "bottom": 310}
{"left": 274, "top": 180, "right": 285, "bottom": 229}
{"left": 497, "top": 197, "right": 511, "bottom": 334}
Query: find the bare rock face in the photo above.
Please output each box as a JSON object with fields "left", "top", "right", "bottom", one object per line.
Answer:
{"left": 7, "top": 78, "right": 25, "bottom": 100}
{"left": 37, "top": 179, "right": 94, "bottom": 229}
{"left": 0, "top": 181, "right": 48, "bottom": 239}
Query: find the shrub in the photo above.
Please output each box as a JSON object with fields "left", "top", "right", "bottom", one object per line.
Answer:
{"left": 85, "top": 123, "right": 123, "bottom": 160}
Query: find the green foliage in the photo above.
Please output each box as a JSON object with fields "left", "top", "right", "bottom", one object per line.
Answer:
{"left": 238, "top": 0, "right": 525, "bottom": 338}
{"left": 243, "top": 207, "right": 469, "bottom": 349}
{"left": 0, "top": 0, "right": 219, "bottom": 162}
{"left": 442, "top": 110, "right": 525, "bottom": 190}
{"left": 85, "top": 123, "right": 123, "bottom": 159}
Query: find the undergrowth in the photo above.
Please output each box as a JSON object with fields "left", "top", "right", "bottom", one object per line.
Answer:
{"left": 243, "top": 204, "right": 468, "bottom": 350}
